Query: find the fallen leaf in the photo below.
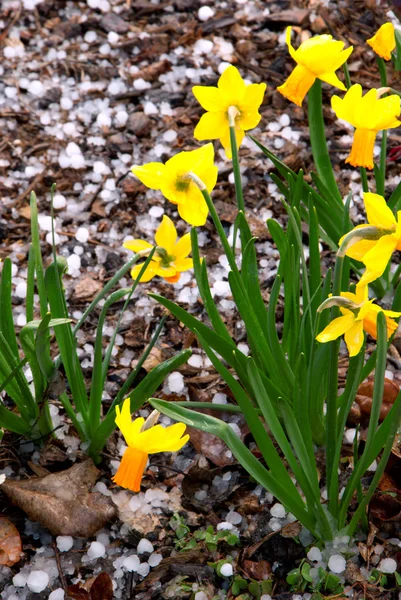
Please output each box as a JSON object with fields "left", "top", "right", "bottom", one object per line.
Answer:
{"left": 67, "top": 573, "right": 113, "bottom": 600}
{"left": 0, "top": 518, "right": 22, "bottom": 566}
{"left": 187, "top": 427, "right": 235, "bottom": 466}
{"left": 1, "top": 460, "right": 116, "bottom": 536}
{"left": 241, "top": 559, "right": 271, "bottom": 580}
{"left": 73, "top": 277, "right": 103, "bottom": 301}
{"left": 89, "top": 573, "right": 114, "bottom": 600}
{"left": 66, "top": 585, "right": 90, "bottom": 600}
{"left": 352, "top": 378, "right": 400, "bottom": 424}
{"left": 141, "top": 346, "right": 163, "bottom": 372}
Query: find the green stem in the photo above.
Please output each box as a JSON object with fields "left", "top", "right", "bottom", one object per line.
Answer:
{"left": 342, "top": 63, "right": 352, "bottom": 89}
{"left": 360, "top": 168, "right": 369, "bottom": 193}
{"left": 326, "top": 256, "right": 344, "bottom": 516}
{"left": 308, "top": 80, "right": 343, "bottom": 206}
{"left": 228, "top": 108, "right": 244, "bottom": 252}
{"left": 228, "top": 123, "right": 245, "bottom": 213}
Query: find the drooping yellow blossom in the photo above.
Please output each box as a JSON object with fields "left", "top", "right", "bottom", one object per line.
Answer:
{"left": 367, "top": 23, "right": 396, "bottom": 61}
{"left": 338, "top": 192, "right": 401, "bottom": 286}
{"left": 131, "top": 143, "right": 218, "bottom": 226}
{"left": 316, "top": 285, "right": 400, "bottom": 357}
{"left": 331, "top": 84, "right": 401, "bottom": 169}
{"left": 277, "top": 26, "right": 353, "bottom": 107}
{"left": 123, "top": 215, "right": 193, "bottom": 284}
{"left": 112, "top": 398, "right": 189, "bottom": 492}
{"left": 192, "top": 65, "right": 266, "bottom": 158}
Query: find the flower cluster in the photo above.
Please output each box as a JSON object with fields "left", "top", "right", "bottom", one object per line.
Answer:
{"left": 277, "top": 24, "right": 400, "bottom": 170}
{"left": 113, "top": 22, "right": 401, "bottom": 493}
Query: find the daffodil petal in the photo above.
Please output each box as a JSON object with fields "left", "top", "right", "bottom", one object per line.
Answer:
{"left": 367, "top": 23, "right": 396, "bottom": 61}
{"left": 240, "top": 83, "right": 266, "bottom": 112}
{"left": 174, "top": 257, "right": 193, "bottom": 271}
{"left": 285, "top": 26, "right": 298, "bottom": 62}
{"left": 194, "top": 111, "right": 227, "bottom": 141}
{"left": 155, "top": 215, "right": 177, "bottom": 254}
{"left": 131, "top": 263, "right": 157, "bottom": 283}
{"left": 364, "top": 192, "right": 397, "bottom": 228}
{"left": 344, "top": 321, "right": 364, "bottom": 357}
{"left": 174, "top": 232, "right": 191, "bottom": 259}
{"left": 177, "top": 187, "right": 209, "bottom": 226}
{"left": 115, "top": 400, "right": 145, "bottom": 447}
{"left": 277, "top": 64, "right": 316, "bottom": 107}
{"left": 346, "top": 128, "right": 377, "bottom": 170}
{"left": 154, "top": 264, "right": 178, "bottom": 278}
{"left": 112, "top": 447, "right": 148, "bottom": 492}
{"left": 217, "top": 65, "right": 247, "bottom": 103}
{"left": 359, "top": 233, "right": 398, "bottom": 286}
{"left": 375, "top": 95, "right": 401, "bottom": 131}
{"left": 316, "top": 313, "right": 355, "bottom": 343}
{"left": 123, "top": 239, "right": 154, "bottom": 253}
{"left": 132, "top": 163, "right": 166, "bottom": 190}
{"left": 318, "top": 70, "right": 346, "bottom": 90}
{"left": 192, "top": 85, "right": 225, "bottom": 111}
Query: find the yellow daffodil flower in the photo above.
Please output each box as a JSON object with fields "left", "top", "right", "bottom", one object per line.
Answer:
{"left": 112, "top": 398, "right": 189, "bottom": 492}
{"left": 131, "top": 143, "right": 218, "bottom": 226}
{"left": 192, "top": 65, "right": 266, "bottom": 159}
{"left": 338, "top": 192, "right": 401, "bottom": 286}
{"left": 316, "top": 285, "right": 400, "bottom": 357}
{"left": 367, "top": 23, "right": 396, "bottom": 61}
{"left": 277, "top": 26, "right": 353, "bottom": 107}
{"left": 123, "top": 215, "right": 193, "bottom": 284}
{"left": 331, "top": 84, "right": 401, "bottom": 169}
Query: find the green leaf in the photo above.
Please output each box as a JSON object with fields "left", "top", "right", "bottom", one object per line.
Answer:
{"left": 240, "top": 230, "right": 269, "bottom": 332}
{"left": 308, "top": 196, "right": 322, "bottom": 319}
{"left": 301, "top": 562, "right": 313, "bottom": 583}
{"left": 29, "top": 191, "right": 48, "bottom": 318}
{"left": 45, "top": 258, "right": 89, "bottom": 418}
{"left": 0, "top": 258, "right": 19, "bottom": 360}
{"left": 0, "top": 333, "right": 35, "bottom": 420}
{"left": 149, "top": 293, "right": 248, "bottom": 383}
{"left": 307, "top": 80, "right": 342, "bottom": 206}
{"left": 89, "top": 288, "right": 132, "bottom": 435}
{"left": 114, "top": 315, "right": 167, "bottom": 407}
{"left": 26, "top": 245, "right": 35, "bottom": 328}
{"left": 266, "top": 275, "right": 294, "bottom": 394}
{"left": 388, "top": 179, "right": 401, "bottom": 211}
{"left": 150, "top": 398, "right": 317, "bottom": 535}
{"left": 191, "top": 227, "right": 233, "bottom": 344}
{"left": 195, "top": 329, "right": 300, "bottom": 496}
{"left": 227, "top": 270, "right": 281, "bottom": 381}
{"left": 0, "top": 404, "right": 31, "bottom": 435}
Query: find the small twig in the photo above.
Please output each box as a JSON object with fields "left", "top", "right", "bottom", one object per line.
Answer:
{"left": 13, "top": 166, "right": 49, "bottom": 205}
{"left": 52, "top": 541, "right": 68, "bottom": 590}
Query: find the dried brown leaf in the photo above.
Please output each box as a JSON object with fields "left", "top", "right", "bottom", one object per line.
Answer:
{"left": 1, "top": 460, "right": 116, "bottom": 536}
{"left": 241, "top": 559, "right": 271, "bottom": 581}
{"left": 73, "top": 277, "right": 103, "bottom": 301}
{"left": 0, "top": 518, "right": 22, "bottom": 567}
{"left": 90, "top": 573, "right": 114, "bottom": 600}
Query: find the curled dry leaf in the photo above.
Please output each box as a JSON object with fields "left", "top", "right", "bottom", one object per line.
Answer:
{"left": 1, "top": 460, "right": 116, "bottom": 537}
{"left": 0, "top": 517, "right": 22, "bottom": 567}
{"left": 349, "top": 378, "right": 400, "bottom": 425}
{"left": 73, "top": 276, "right": 103, "bottom": 301}
{"left": 241, "top": 559, "right": 271, "bottom": 581}
{"left": 67, "top": 572, "right": 113, "bottom": 600}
